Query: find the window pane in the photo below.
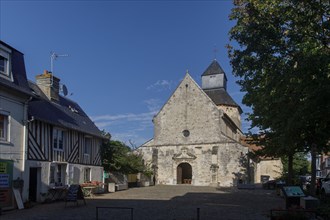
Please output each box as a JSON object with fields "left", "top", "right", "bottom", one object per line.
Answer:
{"left": 53, "top": 129, "right": 58, "bottom": 148}
{"left": 0, "top": 115, "right": 4, "bottom": 138}
{"left": 53, "top": 129, "right": 65, "bottom": 150}
{"left": 0, "top": 114, "right": 8, "bottom": 140}
{"left": 84, "top": 138, "right": 91, "bottom": 154}
{"left": 58, "top": 130, "right": 63, "bottom": 149}
{"left": 84, "top": 168, "right": 91, "bottom": 182}
{"left": 0, "top": 56, "right": 7, "bottom": 74}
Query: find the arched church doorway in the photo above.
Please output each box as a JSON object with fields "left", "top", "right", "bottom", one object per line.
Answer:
{"left": 177, "top": 163, "right": 192, "bottom": 184}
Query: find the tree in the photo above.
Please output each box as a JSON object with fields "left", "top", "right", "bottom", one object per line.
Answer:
{"left": 281, "top": 152, "right": 310, "bottom": 179}
{"left": 228, "top": 0, "right": 330, "bottom": 191}
{"left": 101, "top": 140, "right": 147, "bottom": 175}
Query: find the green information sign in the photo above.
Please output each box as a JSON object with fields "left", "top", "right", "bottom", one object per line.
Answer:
{"left": 282, "top": 186, "right": 305, "bottom": 197}
{"left": 0, "top": 160, "right": 14, "bottom": 209}
{"left": 0, "top": 162, "right": 7, "bottom": 173}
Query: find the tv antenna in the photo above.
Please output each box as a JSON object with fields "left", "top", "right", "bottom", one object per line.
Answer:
{"left": 50, "top": 51, "right": 69, "bottom": 74}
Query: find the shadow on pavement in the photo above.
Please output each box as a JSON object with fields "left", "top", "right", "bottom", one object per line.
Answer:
{"left": 2, "top": 186, "right": 284, "bottom": 220}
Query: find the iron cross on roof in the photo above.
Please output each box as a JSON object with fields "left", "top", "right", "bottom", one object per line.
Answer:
{"left": 213, "top": 45, "right": 218, "bottom": 60}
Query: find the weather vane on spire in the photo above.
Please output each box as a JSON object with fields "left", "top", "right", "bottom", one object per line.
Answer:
{"left": 213, "top": 44, "right": 218, "bottom": 60}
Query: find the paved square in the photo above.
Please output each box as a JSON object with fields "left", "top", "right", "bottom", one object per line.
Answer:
{"left": 3, "top": 185, "right": 284, "bottom": 220}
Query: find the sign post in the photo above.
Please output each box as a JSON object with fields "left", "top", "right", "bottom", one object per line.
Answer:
{"left": 65, "top": 185, "right": 86, "bottom": 207}
{"left": 282, "top": 186, "right": 305, "bottom": 209}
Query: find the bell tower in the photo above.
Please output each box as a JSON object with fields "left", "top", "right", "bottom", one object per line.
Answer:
{"left": 201, "top": 59, "right": 227, "bottom": 90}
{"left": 201, "top": 60, "right": 243, "bottom": 132}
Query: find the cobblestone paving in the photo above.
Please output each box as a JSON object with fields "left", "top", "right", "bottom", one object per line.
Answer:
{"left": 3, "top": 185, "right": 284, "bottom": 220}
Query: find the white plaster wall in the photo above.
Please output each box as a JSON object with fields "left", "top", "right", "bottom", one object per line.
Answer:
{"left": 202, "top": 74, "right": 225, "bottom": 90}
{"left": 70, "top": 163, "right": 104, "bottom": 184}
{"left": 24, "top": 160, "right": 51, "bottom": 202}
{"left": 24, "top": 160, "right": 103, "bottom": 202}
{"left": 0, "top": 93, "right": 27, "bottom": 181}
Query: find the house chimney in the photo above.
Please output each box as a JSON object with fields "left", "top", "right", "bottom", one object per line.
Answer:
{"left": 36, "top": 70, "right": 60, "bottom": 102}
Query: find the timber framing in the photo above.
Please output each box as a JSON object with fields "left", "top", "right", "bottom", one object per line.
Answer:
{"left": 28, "top": 120, "right": 102, "bottom": 165}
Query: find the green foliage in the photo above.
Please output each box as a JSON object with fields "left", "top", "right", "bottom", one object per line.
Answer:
{"left": 228, "top": 0, "right": 330, "bottom": 176}
{"left": 101, "top": 130, "right": 112, "bottom": 140}
{"left": 229, "top": 0, "right": 330, "bottom": 187}
{"left": 281, "top": 152, "right": 310, "bottom": 177}
{"left": 101, "top": 140, "right": 147, "bottom": 175}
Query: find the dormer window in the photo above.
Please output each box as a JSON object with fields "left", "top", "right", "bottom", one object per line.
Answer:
{"left": 0, "top": 45, "right": 12, "bottom": 81}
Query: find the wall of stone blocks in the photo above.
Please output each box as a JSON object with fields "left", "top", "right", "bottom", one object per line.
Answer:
{"left": 140, "top": 142, "right": 248, "bottom": 187}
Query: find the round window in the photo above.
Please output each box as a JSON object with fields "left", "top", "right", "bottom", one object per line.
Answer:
{"left": 182, "top": 130, "right": 190, "bottom": 137}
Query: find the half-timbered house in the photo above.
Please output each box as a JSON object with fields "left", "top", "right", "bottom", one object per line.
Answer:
{"left": 24, "top": 71, "right": 105, "bottom": 202}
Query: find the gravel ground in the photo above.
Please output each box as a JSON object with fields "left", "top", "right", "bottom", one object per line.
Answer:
{"left": 2, "top": 185, "right": 284, "bottom": 220}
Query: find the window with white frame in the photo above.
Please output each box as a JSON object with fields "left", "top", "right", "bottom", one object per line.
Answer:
{"left": 49, "top": 164, "right": 67, "bottom": 186}
{"left": 0, "top": 113, "right": 9, "bottom": 142}
{"left": 53, "top": 128, "right": 65, "bottom": 150}
{"left": 0, "top": 45, "right": 12, "bottom": 80}
{"left": 84, "top": 167, "right": 91, "bottom": 182}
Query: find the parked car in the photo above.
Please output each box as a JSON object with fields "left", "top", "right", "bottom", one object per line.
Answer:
{"left": 321, "top": 173, "right": 330, "bottom": 197}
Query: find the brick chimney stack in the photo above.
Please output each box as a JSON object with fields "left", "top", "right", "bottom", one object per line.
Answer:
{"left": 36, "top": 70, "right": 60, "bottom": 102}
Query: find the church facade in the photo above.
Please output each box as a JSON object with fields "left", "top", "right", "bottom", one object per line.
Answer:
{"left": 139, "top": 60, "right": 252, "bottom": 187}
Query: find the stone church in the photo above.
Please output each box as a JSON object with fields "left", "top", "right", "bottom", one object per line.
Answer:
{"left": 139, "top": 60, "right": 281, "bottom": 187}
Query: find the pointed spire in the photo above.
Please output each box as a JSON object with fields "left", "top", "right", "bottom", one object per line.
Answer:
{"left": 201, "top": 60, "right": 226, "bottom": 77}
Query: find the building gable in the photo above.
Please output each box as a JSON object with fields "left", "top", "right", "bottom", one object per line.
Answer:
{"left": 152, "top": 73, "right": 228, "bottom": 146}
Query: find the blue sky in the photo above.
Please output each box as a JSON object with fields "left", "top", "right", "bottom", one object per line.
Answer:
{"left": 1, "top": 0, "right": 251, "bottom": 147}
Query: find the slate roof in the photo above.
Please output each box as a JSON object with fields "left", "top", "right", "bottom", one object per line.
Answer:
{"left": 204, "top": 88, "right": 243, "bottom": 114}
{"left": 28, "top": 81, "right": 104, "bottom": 138}
{"left": 0, "top": 41, "right": 31, "bottom": 96}
{"left": 201, "top": 60, "right": 243, "bottom": 113}
{"left": 201, "top": 59, "right": 226, "bottom": 78}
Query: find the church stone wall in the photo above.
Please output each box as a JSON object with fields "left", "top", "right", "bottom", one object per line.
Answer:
{"left": 140, "top": 142, "right": 248, "bottom": 187}
{"left": 139, "top": 73, "right": 249, "bottom": 187}
{"left": 217, "top": 105, "right": 241, "bottom": 130}
{"left": 153, "top": 74, "right": 226, "bottom": 145}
